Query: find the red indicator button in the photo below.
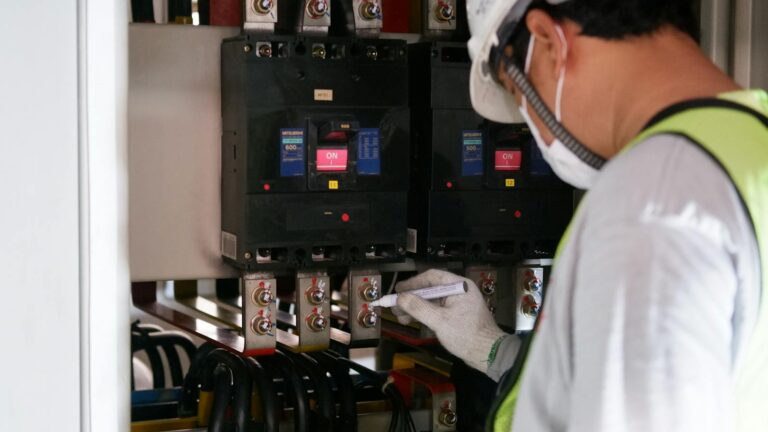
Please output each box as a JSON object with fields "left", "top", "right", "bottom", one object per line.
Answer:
{"left": 341, "top": 213, "right": 351, "bottom": 223}
{"left": 495, "top": 150, "right": 522, "bottom": 171}
{"left": 322, "top": 131, "right": 350, "bottom": 142}
{"left": 317, "top": 148, "right": 349, "bottom": 172}
{"left": 514, "top": 210, "right": 522, "bottom": 219}
{"left": 446, "top": 181, "right": 454, "bottom": 189}
{"left": 263, "top": 183, "right": 271, "bottom": 191}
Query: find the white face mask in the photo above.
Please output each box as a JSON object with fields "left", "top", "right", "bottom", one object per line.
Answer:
{"left": 519, "top": 26, "right": 599, "bottom": 190}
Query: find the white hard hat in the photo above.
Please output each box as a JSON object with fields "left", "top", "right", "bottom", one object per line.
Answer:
{"left": 467, "top": 0, "right": 570, "bottom": 123}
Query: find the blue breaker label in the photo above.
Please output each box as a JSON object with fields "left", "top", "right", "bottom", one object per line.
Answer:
{"left": 357, "top": 128, "right": 381, "bottom": 175}
{"left": 280, "top": 128, "right": 305, "bottom": 177}
{"left": 461, "top": 130, "right": 484, "bottom": 176}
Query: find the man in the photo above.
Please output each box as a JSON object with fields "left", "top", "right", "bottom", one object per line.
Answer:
{"left": 393, "top": 0, "right": 768, "bottom": 430}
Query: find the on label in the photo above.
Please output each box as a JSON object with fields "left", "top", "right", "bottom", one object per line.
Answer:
{"left": 314, "top": 89, "right": 334, "bottom": 101}
{"left": 328, "top": 180, "right": 339, "bottom": 190}
{"left": 505, "top": 179, "right": 516, "bottom": 188}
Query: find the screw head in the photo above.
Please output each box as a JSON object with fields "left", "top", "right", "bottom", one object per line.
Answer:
{"left": 521, "top": 295, "right": 540, "bottom": 317}
{"left": 480, "top": 279, "right": 496, "bottom": 296}
{"left": 243, "top": 44, "right": 252, "bottom": 53}
{"left": 307, "top": 287, "right": 326, "bottom": 305}
{"left": 527, "top": 278, "right": 543, "bottom": 292}
{"left": 244, "top": 251, "right": 253, "bottom": 260}
{"left": 360, "top": 2, "right": 381, "bottom": 20}
{"left": 312, "top": 45, "right": 327, "bottom": 59}
{"left": 360, "top": 282, "right": 379, "bottom": 301}
{"left": 307, "top": 314, "right": 327, "bottom": 332}
{"left": 252, "top": 288, "right": 273, "bottom": 306}
{"left": 258, "top": 44, "right": 272, "bottom": 58}
{"left": 358, "top": 310, "right": 378, "bottom": 328}
{"left": 439, "top": 409, "right": 458, "bottom": 426}
{"left": 253, "top": 0, "right": 273, "bottom": 14}
{"left": 251, "top": 316, "right": 273, "bottom": 335}
{"left": 436, "top": 4, "right": 455, "bottom": 22}
{"left": 308, "top": 0, "right": 328, "bottom": 18}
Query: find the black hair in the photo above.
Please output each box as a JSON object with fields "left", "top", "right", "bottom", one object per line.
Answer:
{"left": 538, "top": 0, "right": 700, "bottom": 40}
{"left": 506, "top": 0, "right": 700, "bottom": 68}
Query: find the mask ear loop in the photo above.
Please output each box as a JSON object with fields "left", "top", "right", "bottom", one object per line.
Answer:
{"left": 553, "top": 25, "right": 568, "bottom": 122}
{"left": 521, "top": 35, "right": 537, "bottom": 115}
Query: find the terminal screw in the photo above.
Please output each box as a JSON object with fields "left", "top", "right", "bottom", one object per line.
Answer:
{"left": 312, "top": 44, "right": 327, "bottom": 59}
{"left": 250, "top": 316, "right": 274, "bottom": 335}
{"left": 360, "top": 281, "right": 379, "bottom": 302}
{"left": 439, "top": 408, "right": 458, "bottom": 426}
{"left": 252, "top": 287, "right": 273, "bottom": 306}
{"left": 479, "top": 278, "right": 496, "bottom": 296}
{"left": 360, "top": 1, "right": 381, "bottom": 20}
{"left": 307, "top": 0, "right": 329, "bottom": 18}
{"left": 358, "top": 310, "right": 378, "bottom": 328}
{"left": 307, "top": 313, "right": 328, "bottom": 332}
{"left": 252, "top": 0, "right": 273, "bottom": 14}
{"left": 435, "top": 2, "right": 455, "bottom": 22}
{"left": 307, "top": 279, "right": 327, "bottom": 305}
{"left": 258, "top": 44, "right": 273, "bottom": 58}
{"left": 527, "top": 277, "right": 543, "bottom": 292}
{"left": 307, "top": 287, "right": 326, "bottom": 305}
{"left": 366, "top": 46, "right": 379, "bottom": 60}
{"left": 521, "top": 295, "right": 540, "bottom": 317}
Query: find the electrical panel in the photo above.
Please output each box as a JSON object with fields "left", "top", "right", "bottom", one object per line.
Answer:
{"left": 130, "top": 2, "right": 574, "bottom": 431}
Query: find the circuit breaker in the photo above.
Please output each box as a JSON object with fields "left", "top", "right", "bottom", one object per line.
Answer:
{"left": 220, "top": 34, "right": 410, "bottom": 270}
{"left": 408, "top": 41, "right": 573, "bottom": 263}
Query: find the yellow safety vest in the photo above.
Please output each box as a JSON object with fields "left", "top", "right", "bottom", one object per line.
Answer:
{"left": 489, "top": 90, "right": 768, "bottom": 432}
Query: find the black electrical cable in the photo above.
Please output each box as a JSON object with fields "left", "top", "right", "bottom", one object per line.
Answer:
{"left": 265, "top": 351, "right": 309, "bottom": 432}
{"left": 149, "top": 332, "right": 197, "bottom": 362}
{"left": 135, "top": 322, "right": 164, "bottom": 333}
{"left": 131, "top": 328, "right": 166, "bottom": 388}
{"left": 179, "top": 342, "right": 217, "bottom": 417}
{"left": 209, "top": 364, "right": 233, "bottom": 432}
{"left": 199, "top": 349, "right": 253, "bottom": 432}
{"left": 147, "top": 333, "right": 198, "bottom": 387}
{"left": 295, "top": 352, "right": 335, "bottom": 431}
{"left": 246, "top": 357, "right": 278, "bottom": 432}
{"left": 311, "top": 351, "right": 357, "bottom": 432}
{"left": 335, "top": 358, "right": 416, "bottom": 432}
{"left": 157, "top": 340, "right": 184, "bottom": 386}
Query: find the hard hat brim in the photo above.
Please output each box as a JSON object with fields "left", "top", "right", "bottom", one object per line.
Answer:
{"left": 467, "top": 0, "right": 531, "bottom": 124}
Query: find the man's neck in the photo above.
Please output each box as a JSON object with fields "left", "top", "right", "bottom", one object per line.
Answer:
{"left": 599, "top": 28, "right": 741, "bottom": 158}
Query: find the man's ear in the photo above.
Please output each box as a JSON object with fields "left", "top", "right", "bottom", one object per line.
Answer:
{"left": 525, "top": 10, "right": 566, "bottom": 81}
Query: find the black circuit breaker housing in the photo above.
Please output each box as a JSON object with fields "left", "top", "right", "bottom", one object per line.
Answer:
{"left": 408, "top": 41, "right": 574, "bottom": 263}
{"left": 221, "top": 35, "right": 410, "bottom": 270}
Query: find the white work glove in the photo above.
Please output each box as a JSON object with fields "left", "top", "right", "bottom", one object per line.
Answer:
{"left": 392, "top": 269, "right": 508, "bottom": 373}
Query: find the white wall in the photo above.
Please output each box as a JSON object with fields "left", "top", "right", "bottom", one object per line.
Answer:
{"left": 0, "top": 2, "right": 81, "bottom": 431}
{"left": 0, "top": 1, "right": 129, "bottom": 431}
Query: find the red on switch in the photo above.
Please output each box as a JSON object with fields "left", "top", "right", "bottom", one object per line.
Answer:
{"left": 495, "top": 150, "right": 522, "bottom": 171}
{"left": 317, "top": 148, "right": 349, "bottom": 172}
{"left": 341, "top": 213, "right": 351, "bottom": 223}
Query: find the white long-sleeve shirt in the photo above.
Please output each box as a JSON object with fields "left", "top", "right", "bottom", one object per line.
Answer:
{"left": 488, "top": 133, "right": 761, "bottom": 431}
